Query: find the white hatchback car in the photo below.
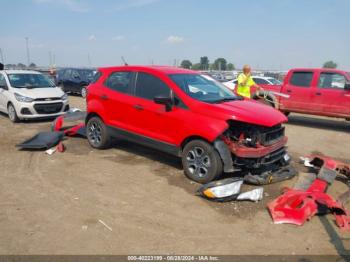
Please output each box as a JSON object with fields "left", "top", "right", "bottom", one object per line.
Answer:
{"left": 0, "top": 70, "right": 69, "bottom": 122}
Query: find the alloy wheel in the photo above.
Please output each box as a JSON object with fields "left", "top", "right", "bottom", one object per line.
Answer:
{"left": 88, "top": 121, "right": 102, "bottom": 146}
{"left": 186, "top": 146, "right": 211, "bottom": 178}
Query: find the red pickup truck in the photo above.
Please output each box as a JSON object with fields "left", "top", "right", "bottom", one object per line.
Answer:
{"left": 250, "top": 68, "right": 350, "bottom": 120}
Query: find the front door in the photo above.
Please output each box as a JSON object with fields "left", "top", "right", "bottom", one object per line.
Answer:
{"left": 279, "top": 71, "right": 314, "bottom": 113}
{"left": 133, "top": 72, "right": 186, "bottom": 146}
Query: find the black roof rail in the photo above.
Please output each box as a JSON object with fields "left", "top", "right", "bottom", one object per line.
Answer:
{"left": 0, "top": 63, "right": 4, "bottom": 71}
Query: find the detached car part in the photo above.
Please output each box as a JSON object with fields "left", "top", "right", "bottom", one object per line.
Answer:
{"left": 52, "top": 111, "right": 87, "bottom": 137}
{"left": 267, "top": 158, "right": 350, "bottom": 231}
{"left": 16, "top": 132, "right": 64, "bottom": 150}
{"left": 197, "top": 178, "right": 264, "bottom": 202}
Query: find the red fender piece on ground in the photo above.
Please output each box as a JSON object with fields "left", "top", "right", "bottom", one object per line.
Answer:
{"left": 52, "top": 116, "right": 64, "bottom": 132}
{"left": 267, "top": 164, "right": 350, "bottom": 230}
{"left": 63, "top": 123, "right": 86, "bottom": 137}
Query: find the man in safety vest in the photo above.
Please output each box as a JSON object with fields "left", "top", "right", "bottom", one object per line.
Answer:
{"left": 236, "top": 65, "right": 262, "bottom": 98}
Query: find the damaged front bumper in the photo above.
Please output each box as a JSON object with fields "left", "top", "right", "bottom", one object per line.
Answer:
{"left": 214, "top": 121, "right": 295, "bottom": 184}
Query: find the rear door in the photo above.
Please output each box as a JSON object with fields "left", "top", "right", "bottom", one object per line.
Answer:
{"left": 314, "top": 71, "right": 350, "bottom": 117}
{"left": 279, "top": 71, "right": 314, "bottom": 112}
{"left": 101, "top": 71, "right": 138, "bottom": 131}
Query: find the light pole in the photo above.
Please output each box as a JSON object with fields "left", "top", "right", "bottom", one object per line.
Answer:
{"left": 25, "top": 37, "right": 30, "bottom": 67}
{"left": 0, "top": 48, "right": 4, "bottom": 64}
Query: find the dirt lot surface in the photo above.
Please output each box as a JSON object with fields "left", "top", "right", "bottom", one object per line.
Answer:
{"left": 0, "top": 96, "right": 349, "bottom": 255}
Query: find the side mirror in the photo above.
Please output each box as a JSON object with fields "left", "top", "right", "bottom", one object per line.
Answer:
{"left": 0, "top": 85, "right": 8, "bottom": 90}
{"left": 154, "top": 95, "right": 173, "bottom": 112}
{"left": 345, "top": 83, "right": 350, "bottom": 90}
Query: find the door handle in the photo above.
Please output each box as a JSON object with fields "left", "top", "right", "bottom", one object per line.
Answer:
{"left": 315, "top": 92, "right": 322, "bottom": 96}
{"left": 133, "top": 104, "right": 144, "bottom": 111}
{"left": 100, "top": 95, "right": 109, "bottom": 100}
{"left": 286, "top": 89, "right": 292, "bottom": 93}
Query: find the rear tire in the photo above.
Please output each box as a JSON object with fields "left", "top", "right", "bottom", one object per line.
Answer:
{"left": 7, "top": 103, "right": 19, "bottom": 123}
{"left": 86, "top": 117, "right": 111, "bottom": 149}
{"left": 182, "top": 140, "right": 223, "bottom": 184}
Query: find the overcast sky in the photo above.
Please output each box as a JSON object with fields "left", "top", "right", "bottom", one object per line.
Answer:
{"left": 0, "top": 0, "right": 349, "bottom": 70}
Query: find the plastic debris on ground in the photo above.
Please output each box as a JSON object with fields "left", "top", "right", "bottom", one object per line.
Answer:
{"left": 51, "top": 110, "right": 87, "bottom": 138}
{"left": 16, "top": 132, "right": 64, "bottom": 150}
{"left": 267, "top": 155, "right": 350, "bottom": 231}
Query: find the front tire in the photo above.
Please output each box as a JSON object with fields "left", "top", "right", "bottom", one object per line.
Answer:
{"left": 86, "top": 117, "right": 111, "bottom": 149}
{"left": 7, "top": 103, "right": 19, "bottom": 123}
{"left": 81, "top": 86, "right": 87, "bottom": 98}
{"left": 182, "top": 140, "right": 223, "bottom": 184}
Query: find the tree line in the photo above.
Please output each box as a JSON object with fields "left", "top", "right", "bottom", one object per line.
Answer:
{"left": 180, "top": 57, "right": 235, "bottom": 71}
{"left": 180, "top": 57, "right": 338, "bottom": 70}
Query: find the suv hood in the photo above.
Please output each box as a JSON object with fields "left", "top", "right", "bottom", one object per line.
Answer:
{"left": 15, "top": 87, "right": 64, "bottom": 99}
{"left": 196, "top": 99, "right": 287, "bottom": 127}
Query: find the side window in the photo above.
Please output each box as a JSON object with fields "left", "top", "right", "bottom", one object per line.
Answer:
{"left": 253, "top": 78, "right": 269, "bottom": 85}
{"left": 290, "top": 72, "right": 313, "bottom": 87}
{"left": 135, "top": 72, "right": 170, "bottom": 100}
{"left": 0, "top": 74, "right": 7, "bottom": 87}
{"left": 104, "top": 71, "right": 133, "bottom": 94}
{"left": 72, "top": 70, "right": 80, "bottom": 79}
{"left": 174, "top": 94, "right": 188, "bottom": 109}
{"left": 318, "top": 73, "right": 346, "bottom": 89}
{"left": 63, "top": 69, "right": 71, "bottom": 79}
{"left": 91, "top": 71, "right": 101, "bottom": 83}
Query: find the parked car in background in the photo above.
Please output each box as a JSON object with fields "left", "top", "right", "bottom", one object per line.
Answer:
{"left": 248, "top": 68, "right": 350, "bottom": 120}
{"left": 86, "top": 66, "right": 290, "bottom": 184}
{"left": 223, "top": 76, "right": 282, "bottom": 90}
{"left": 0, "top": 70, "right": 69, "bottom": 122}
{"left": 56, "top": 68, "right": 96, "bottom": 98}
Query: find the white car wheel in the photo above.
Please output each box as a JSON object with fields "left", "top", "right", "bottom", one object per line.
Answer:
{"left": 8, "top": 103, "right": 19, "bottom": 123}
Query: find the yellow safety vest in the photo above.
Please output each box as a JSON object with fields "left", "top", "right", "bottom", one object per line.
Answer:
{"left": 236, "top": 73, "right": 256, "bottom": 98}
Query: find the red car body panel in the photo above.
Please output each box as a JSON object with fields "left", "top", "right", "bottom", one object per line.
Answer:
{"left": 261, "top": 68, "right": 350, "bottom": 118}
{"left": 87, "top": 66, "right": 288, "bottom": 161}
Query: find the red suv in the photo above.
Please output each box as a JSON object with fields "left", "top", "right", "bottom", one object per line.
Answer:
{"left": 86, "top": 66, "right": 290, "bottom": 183}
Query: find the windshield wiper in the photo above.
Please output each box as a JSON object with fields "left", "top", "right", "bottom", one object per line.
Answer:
{"left": 211, "top": 97, "right": 238, "bottom": 103}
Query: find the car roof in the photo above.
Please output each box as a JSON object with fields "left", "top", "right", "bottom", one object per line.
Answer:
{"left": 2, "top": 70, "right": 41, "bottom": 74}
{"left": 98, "top": 65, "right": 197, "bottom": 75}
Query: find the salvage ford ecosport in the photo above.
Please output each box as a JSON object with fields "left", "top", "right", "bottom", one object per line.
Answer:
{"left": 86, "top": 66, "right": 293, "bottom": 183}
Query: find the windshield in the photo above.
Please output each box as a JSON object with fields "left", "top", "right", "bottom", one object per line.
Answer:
{"left": 169, "top": 74, "right": 239, "bottom": 103}
{"left": 8, "top": 73, "right": 55, "bottom": 88}
{"left": 267, "top": 78, "right": 282, "bottom": 85}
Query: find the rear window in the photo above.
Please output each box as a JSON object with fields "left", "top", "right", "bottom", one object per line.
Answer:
{"left": 91, "top": 71, "right": 101, "bottom": 83}
{"left": 104, "top": 71, "right": 133, "bottom": 94}
{"left": 290, "top": 72, "right": 313, "bottom": 87}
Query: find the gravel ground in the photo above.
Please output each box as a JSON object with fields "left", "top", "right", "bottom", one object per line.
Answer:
{"left": 0, "top": 96, "right": 349, "bottom": 255}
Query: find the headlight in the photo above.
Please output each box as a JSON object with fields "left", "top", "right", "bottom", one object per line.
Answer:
{"left": 61, "top": 93, "right": 68, "bottom": 100}
{"left": 14, "top": 93, "right": 34, "bottom": 103}
{"left": 197, "top": 178, "right": 243, "bottom": 201}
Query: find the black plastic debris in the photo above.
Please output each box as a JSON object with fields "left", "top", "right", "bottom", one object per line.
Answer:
{"left": 16, "top": 132, "right": 64, "bottom": 150}
{"left": 244, "top": 165, "right": 297, "bottom": 185}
